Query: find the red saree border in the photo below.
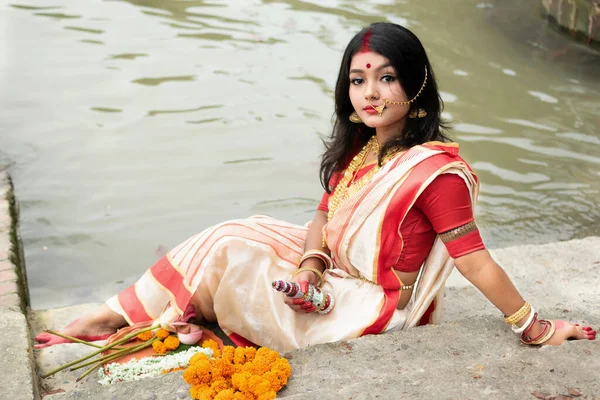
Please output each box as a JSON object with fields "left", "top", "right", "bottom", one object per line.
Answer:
{"left": 117, "top": 284, "right": 153, "bottom": 324}
{"left": 149, "top": 255, "right": 191, "bottom": 316}
{"left": 377, "top": 152, "right": 464, "bottom": 288}
{"left": 361, "top": 145, "right": 471, "bottom": 336}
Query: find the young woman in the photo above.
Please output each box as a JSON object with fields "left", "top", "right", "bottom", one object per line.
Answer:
{"left": 36, "top": 23, "right": 595, "bottom": 351}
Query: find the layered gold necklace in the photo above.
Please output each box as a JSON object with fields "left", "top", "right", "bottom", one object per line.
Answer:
{"left": 324, "top": 136, "right": 403, "bottom": 247}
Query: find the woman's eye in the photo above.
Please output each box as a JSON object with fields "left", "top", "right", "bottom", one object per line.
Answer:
{"left": 350, "top": 78, "right": 364, "bottom": 85}
{"left": 381, "top": 75, "right": 396, "bottom": 82}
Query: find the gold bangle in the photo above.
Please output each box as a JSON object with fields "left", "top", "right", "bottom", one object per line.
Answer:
{"left": 293, "top": 267, "right": 324, "bottom": 287}
{"left": 504, "top": 302, "right": 531, "bottom": 325}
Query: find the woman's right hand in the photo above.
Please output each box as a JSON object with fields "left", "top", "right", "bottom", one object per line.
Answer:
{"left": 283, "top": 271, "right": 321, "bottom": 313}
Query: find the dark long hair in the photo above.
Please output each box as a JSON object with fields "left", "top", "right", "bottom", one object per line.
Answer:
{"left": 320, "top": 23, "right": 450, "bottom": 192}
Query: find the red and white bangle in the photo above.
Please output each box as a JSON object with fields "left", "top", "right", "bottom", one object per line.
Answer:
{"left": 300, "top": 249, "right": 333, "bottom": 270}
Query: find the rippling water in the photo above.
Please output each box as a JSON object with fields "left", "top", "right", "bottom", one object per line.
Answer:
{"left": 1, "top": 0, "right": 599, "bottom": 308}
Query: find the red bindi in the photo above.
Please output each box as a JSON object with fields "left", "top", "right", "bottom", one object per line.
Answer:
{"left": 366, "top": 63, "right": 371, "bottom": 69}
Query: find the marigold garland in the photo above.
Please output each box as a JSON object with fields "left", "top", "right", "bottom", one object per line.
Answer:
{"left": 184, "top": 345, "right": 291, "bottom": 400}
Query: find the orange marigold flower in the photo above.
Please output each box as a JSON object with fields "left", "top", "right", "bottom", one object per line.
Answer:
{"left": 250, "top": 358, "right": 271, "bottom": 376}
{"left": 202, "top": 339, "right": 221, "bottom": 357}
{"left": 156, "top": 328, "right": 171, "bottom": 340}
{"left": 194, "top": 360, "right": 213, "bottom": 383}
{"left": 233, "top": 392, "right": 255, "bottom": 400}
{"left": 256, "top": 379, "right": 273, "bottom": 397}
{"left": 210, "top": 379, "right": 230, "bottom": 393}
{"left": 164, "top": 335, "right": 180, "bottom": 351}
{"left": 256, "top": 392, "right": 277, "bottom": 400}
{"left": 247, "top": 375, "right": 266, "bottom": 395}
{"left": 243, "top": 346, "right": 257, "bottom": 362}
{"left": 183, "top": 366, "right": 201, "bottom": 386}
{"left": 231, "top": 371, "right": 252, "bottom": 392}
{"left": 214, "top": 389, "right": 236, "bottom": 400}
{"left": 184, "top": 360, "right": 212, "bottom": 385}
{"left": 272, "top": 359, "right": 291, "bottom": 376}
{"left": 136, "top": 330, "right": 154, "bottom": 341}
{"left": 152, "top": 340, "right": 168, "bottom": 354}
{"left": 255, "top": 347, "right": 270, "bottom": 359}
{"left": 233, "top": 347, "right": 247, "bottom": 365}
{"left": 190, "top": 384, "right": 214, "bottom": 400}
{"left": 261, "top": 371, "right": 283, "bottom": 392}
{"left": 221, "top": 346, "right": 235, "bottom": 363}
{"left": 189, "top": 352, "right": 209, "bottom": 366}
{"left": 189, "top": 384, "right": 210, "bottom": 400}
{"left": 265, "top": 349, "right": 280, "bottom": 364}
{"left": 213, "top": 358, "right": 235, "bottom": 379}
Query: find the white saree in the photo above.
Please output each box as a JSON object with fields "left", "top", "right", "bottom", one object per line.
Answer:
{"left": 107, "top": 142, "right": 479, "bottom": 352}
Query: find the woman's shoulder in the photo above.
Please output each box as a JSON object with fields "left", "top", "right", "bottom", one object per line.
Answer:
{"left": 420, "top": 141, "right": 460, "bottom": 155}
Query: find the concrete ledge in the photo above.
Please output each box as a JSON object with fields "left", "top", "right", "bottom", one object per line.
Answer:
{"left": 1, "top": 171, "right": 37, "bottom": 400}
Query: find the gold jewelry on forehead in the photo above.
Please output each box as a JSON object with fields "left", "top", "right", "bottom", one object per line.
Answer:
{"left": 372, "top": 66, "right": 428, "bottom": 116}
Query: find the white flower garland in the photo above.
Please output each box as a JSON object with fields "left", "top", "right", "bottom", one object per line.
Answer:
{"left": 98, "top": 346, "right": 214, "bottom": 385}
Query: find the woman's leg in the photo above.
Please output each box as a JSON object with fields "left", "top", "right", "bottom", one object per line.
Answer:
{"left": 34, "top": 304, "right": 127, "bottom": 348}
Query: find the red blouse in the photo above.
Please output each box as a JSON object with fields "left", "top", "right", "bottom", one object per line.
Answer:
{"left": 318, "top": 164, "right": 485, "bottom": 272}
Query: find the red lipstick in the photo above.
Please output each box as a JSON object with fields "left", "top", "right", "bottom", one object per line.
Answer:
{"left": 363, "top": 105, "right": 380, "bottom": 115}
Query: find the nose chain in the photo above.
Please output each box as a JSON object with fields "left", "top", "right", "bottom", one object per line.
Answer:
{"left": 370, "top": 66, "right": 428, "bottom": 116}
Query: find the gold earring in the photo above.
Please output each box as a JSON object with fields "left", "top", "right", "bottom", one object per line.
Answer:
{"left": 409, "top": 108, "right": 427, "bottom": 119}
{"left": 349, "top": 111, "right": 362, "bottom": 123}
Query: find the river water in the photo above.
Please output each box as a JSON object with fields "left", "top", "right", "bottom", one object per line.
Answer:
{"left": 1, "top": 0, "right": 599, "bottom": 309}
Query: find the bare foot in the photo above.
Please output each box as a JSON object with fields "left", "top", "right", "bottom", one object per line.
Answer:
{"left": 543, "top": 320, "right": 596, "bottom": 346}
{"left": 35, "top": 305, "right": 127, "bottom": 349}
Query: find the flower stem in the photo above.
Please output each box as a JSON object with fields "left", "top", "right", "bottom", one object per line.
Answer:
{"left": 70, "top": 339, "right": 154, "bottom": 371}
{"left": 44, "top": 330, "right": 126, "bottom": 350}
{"left": 41, "top": 324, "right": 159, "bottom": 379}
{"left": 76, "top": 339, "right": 156, "bottom": 382}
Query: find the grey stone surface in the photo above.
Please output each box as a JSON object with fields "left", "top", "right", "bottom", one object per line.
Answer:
{"left": 32, "top": 237, "right": 600, "bottom": 400}
{"left": 1, "top": 309, "right": 36, "bottom": 400}
{"left": 0, "top": 171, "right": 36, "bottom": 400}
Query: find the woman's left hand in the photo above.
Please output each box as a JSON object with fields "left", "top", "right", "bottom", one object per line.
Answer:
{"left": 541, "top": 320, "right": 596, "bottom": 345}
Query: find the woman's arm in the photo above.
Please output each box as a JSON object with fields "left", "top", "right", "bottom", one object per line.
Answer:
{"left": 419, "top": 174, "right": 595, "bottom": 344}
{"left": 454, "top": 250, "right": 596, "bottom": 344}
{"left": 304, "top": 210, "right": 330, "bottom": 256}
{"left": 283, "top": 210, "right": 330, "bottom": 312}
{"left": 454, "top": 250, "right": 543, "bottom": 337}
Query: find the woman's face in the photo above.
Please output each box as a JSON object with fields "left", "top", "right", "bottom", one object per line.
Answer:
{"left": 348, "top": 51, "right": 410, "bottom": 134}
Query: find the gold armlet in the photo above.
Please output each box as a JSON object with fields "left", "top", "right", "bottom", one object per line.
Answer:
{"left": 439, "top": 220, "right": 478, "bottom": 243}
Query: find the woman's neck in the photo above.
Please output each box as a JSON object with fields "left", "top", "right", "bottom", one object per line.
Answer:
{"left": 375, "top": 120, "right": 406, "bottom": 145}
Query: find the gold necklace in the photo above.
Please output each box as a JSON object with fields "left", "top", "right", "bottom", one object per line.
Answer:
{"left": 323, "top": 136, "right": 403, "bottom": 247}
